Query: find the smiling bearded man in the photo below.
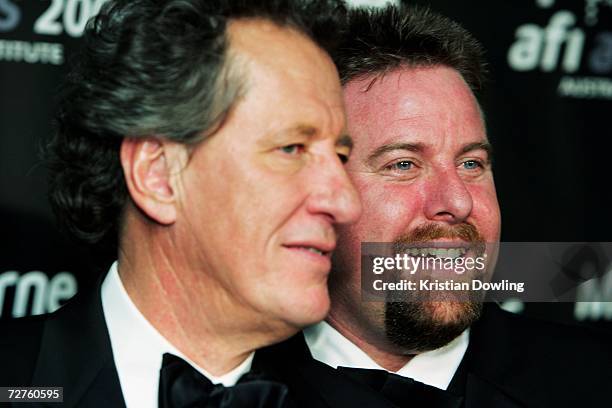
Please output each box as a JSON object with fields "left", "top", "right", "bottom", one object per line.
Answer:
{"left": 303, "top": 5, "right": 612, "bottom": 408}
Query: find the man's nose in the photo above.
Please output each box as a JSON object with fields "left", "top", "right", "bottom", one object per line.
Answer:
{"left": 423, "top": 168, "right": 473, "bottom": 224}
{"left": 306, "top": 155, "right": 362, "bottom": 225}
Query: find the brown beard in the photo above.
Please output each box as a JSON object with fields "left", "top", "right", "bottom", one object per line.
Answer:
{"left": 384, "top": 223, "right": 485, "bottom": 352}
{"left": 384, "top": 300, "right": 482, "bottom": 353}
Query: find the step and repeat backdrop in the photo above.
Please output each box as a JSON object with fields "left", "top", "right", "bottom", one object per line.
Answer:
{"left": 1, "top": 0, "right": 611, "bottom": 329}
{"left": 1, "top": 0, "right": 111, "bottom": 320}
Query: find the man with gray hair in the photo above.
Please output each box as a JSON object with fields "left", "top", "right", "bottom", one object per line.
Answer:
{"left": 0, "top": 1, "right": 401, "bottom": 407}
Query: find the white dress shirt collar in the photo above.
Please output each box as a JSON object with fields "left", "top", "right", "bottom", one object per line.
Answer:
{"left": 101, "top": 261, "right": 254, "bottom": 408}
{"left": 303, "top": 321, "right": 468, "bottom": 390}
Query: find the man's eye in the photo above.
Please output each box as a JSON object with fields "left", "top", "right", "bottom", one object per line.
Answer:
{"left": 386, "top": 160, "right": 413, "bottom": 171}
{"left": 338, "top": 153, "right": 349, "bottom": 164}
{"left": 462, "top": 160, "right": 483, "bottom": 170}
{"left": 279, "top": 144, "right": 305, "bottom": 155}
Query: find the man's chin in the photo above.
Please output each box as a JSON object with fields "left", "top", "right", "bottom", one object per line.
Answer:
{"left": 285, "top": 289, "right": 331, "bottom": 329}
{"left": 384, "top": 300, "right": 482, "bottom": 353}
{"left": 422, "top": 301, "right": 478, "bottom": 324}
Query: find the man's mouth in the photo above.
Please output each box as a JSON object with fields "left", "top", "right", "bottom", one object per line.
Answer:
{"left": 394, "top": 241, "right": 486, "bottom": 259}
{"left": 404, "top": 247, "right": 468, "bottom": 259}
{"left": 292, "top": 246, "right": 326, "bottom": 256}
{"left": 282, "top": 243, "right": 335, "bottom": 257}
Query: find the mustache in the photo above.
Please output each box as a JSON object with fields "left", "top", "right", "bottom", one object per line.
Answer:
{"left": 393, "top": 223, "right": 486, "bottom": 254}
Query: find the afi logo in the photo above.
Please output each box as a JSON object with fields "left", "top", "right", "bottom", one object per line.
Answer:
{"left": 508, "top": 11, "right": 585, "bottom": 73}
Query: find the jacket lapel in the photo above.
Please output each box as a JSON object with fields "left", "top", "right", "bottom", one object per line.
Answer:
{"left": 30, "top": 278, "right": 125, "bottom": 408}
{"left": 451, "top": 304, "right": 531, "bottom": 408}
{"left": 463, "top": 373, "right": 525, "bottom": 408}
{"left": 254, "top": 333, "right": 397, "bottom": 408}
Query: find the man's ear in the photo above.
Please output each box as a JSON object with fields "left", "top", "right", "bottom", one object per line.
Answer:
{"left": 120, "top": 137, "right": 180, "bottom": 225}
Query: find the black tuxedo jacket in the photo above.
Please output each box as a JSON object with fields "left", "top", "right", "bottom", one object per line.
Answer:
{"left": 2, "top": 276, "right": 610, "bottom": 408}
{"left": 249, "top": 305, "right": 612, "bottom": 408}
{"left": 0, "top": 279, "right": 394, "bottom": 408}
{"left": 444, "top": 303, "right": 612, "bottom": 407}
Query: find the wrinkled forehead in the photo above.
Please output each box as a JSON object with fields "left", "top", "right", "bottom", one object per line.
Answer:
{"left": 342, "top": 65, "right": 487, "bottom": 150}
{"left": 227, "top": 18, "right": 341, "bottom": 96}
{"left": 222, "top": 18, "right": 346, "bottom": 140}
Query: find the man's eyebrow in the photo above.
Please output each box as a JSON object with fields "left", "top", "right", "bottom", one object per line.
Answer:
{"left": 266, "top": 124, "right": 316, "bottom": 145}
{"left": 292, "top": 125, "right": 317, "bottom": 138}
{"left": 460, "top": 141, "right": 493, "bottom": 163}
{"left": 280, "top": 125, "right": 353, "bottom": 149}
{"left": 366, "top": 142, "right": 424, "bottom": 165}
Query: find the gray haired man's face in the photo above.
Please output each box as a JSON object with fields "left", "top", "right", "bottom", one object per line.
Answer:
{"left": 172, "top": 20, "right": 361, "bottom": 332}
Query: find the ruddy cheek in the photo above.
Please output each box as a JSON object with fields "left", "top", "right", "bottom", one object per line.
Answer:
{"left": 359, "top": 200, "right": 415, "bottom": 241}
{"left": 468, "top": 188, "right": 501, "bottom": 239}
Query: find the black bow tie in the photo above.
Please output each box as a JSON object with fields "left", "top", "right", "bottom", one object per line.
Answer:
{"left": 337, "top": 366, "right": 463, "bottom": 408}
{"left": 159, "top": 353, "right": 295, "bottom": 408}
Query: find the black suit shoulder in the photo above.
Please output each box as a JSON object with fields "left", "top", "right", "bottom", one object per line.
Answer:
{"left": 465, "top": 304, "right": 612, "bottom": 407}
{"left": 0, "top": 281, "right": 126, "bottom": 408}
{"left": 473, "top": 304, "right": 612, "bottom": 368}
{"left": 0, "top": 314, "right": 48, "bottom": 386}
